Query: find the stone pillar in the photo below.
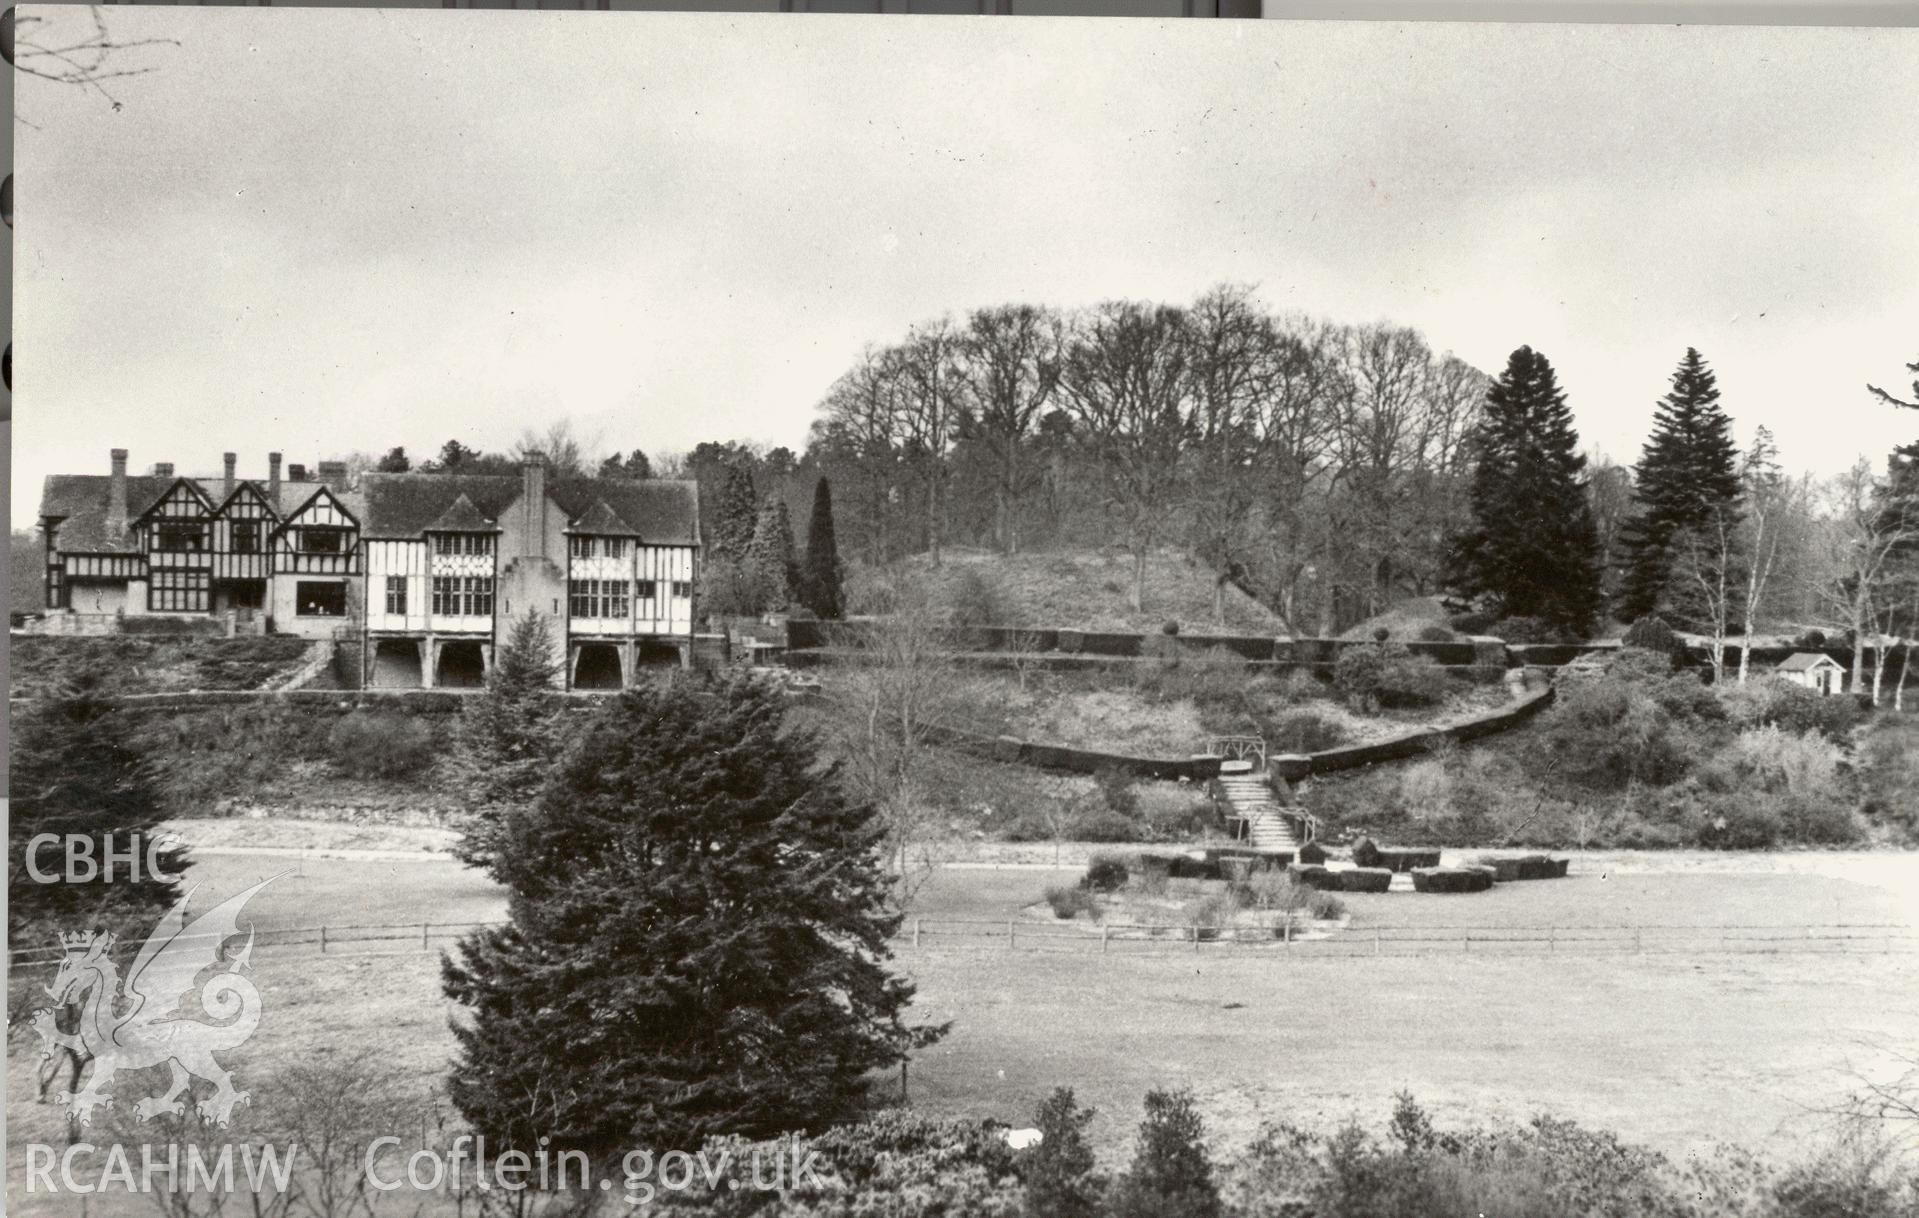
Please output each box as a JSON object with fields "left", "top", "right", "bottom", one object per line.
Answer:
{"left": 621, "top": 640, "right": 637, "bottom": 688}
{"left": 422, "top": 638, "right": 438, "bottom": 689}
{"left": 677, "top": 640, "right": 693, "bottom": 669}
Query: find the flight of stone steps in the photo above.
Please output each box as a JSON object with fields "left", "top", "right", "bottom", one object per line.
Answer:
{"left": 1215, "top": 766, "right": 1300, "bottom": 852}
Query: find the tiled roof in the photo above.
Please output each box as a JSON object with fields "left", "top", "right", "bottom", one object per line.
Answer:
{"left": 567, "top": 499, "right": 639, "bottom": 536}
{"left": 43, "top": 468, "right": 700, "bottom": 552}
{"left": 423, "top": 492, "right": 501, "bottom": 533}
{"left": 40, "top": 474, "right": 340, "bottom": 553}
{"left": 359, "top": 472, "right": 698, "bottom": 543}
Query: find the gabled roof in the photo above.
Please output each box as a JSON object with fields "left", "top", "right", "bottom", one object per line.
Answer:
{"left": 1777, "top": 652, "right": 1843, "bottom": 672}
{"left": 358, "top": 471, "right": 698, "bottom": 544}
{"left": 41, "top": 473, "right": 349, "bottom": 554}
{"left": 424, "top": 493, "right": 501, "bottom": 533}
{"left": 271, "top": 484, "right": 362, "bottom": 536}
{"left": 566, "top": 499, "right": 639, "bottom": 536}
{"left": 130, "top": 477, "right": 218, "bottom": 525}
{"left": 211, "top": 480, "right": 282, "bottom": 519}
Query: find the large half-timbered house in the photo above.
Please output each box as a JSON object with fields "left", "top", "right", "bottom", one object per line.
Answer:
{"left": 38, "top": 449, "right": 700, "bottom": 690}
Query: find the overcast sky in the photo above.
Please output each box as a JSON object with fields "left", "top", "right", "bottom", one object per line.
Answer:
{"left": 14, "top": 8, "right": 1918, "bottom": 523}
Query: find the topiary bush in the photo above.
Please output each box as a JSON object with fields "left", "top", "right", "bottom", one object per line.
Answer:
{"left": 1336, "top": 867, "right": 1393, "bottom": 893}
{"left": 1411, "top": 866, "right": 1495, "bottom": 894}
{"left": 1623, "top": 615, "right": 1684, "bottom": 661}
{"left": 1287, "top": 864, "right": 1338, "bottom": 890}
{"left": 1376, "top": 848, "right": 1442, "bottom": 873}
{"left": 1296, "top": 840, "right": 1329, "bottom": 865}
{"left": 1416, "top": 624, "right": 1458, "bottom": 643}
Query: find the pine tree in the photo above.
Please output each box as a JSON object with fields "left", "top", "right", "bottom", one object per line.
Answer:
{"left": 8, "top": 671, "right": 187, "bottom": 944}
{"left": 1616, "top": 348, "right": 1743, "bottom": 622}
{"left": 442, "top": 674, "right": 938, "bottom": 1156}
{"left": 801, "top": 476, "right": 845, "bottom": 620}
{"left": 1443, "top": 346, "right": 1603, "bottom": 637}
{"left": 746, "top": 499, "right": 798, "bottom": 612}
{"left": 1023, "top": 1088, "right": 1101, "bottom": 1218}
{"left": 450, "top": 609, "right": 563, "bottom": 877}
{"left": 1107, "top": 1089, "right": 1220, "bottom": 1218}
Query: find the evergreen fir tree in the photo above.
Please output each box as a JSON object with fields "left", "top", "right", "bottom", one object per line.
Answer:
{"left": 711, "top": 462, "right": 760, "bottom": 563}
{"left": 1616, "top": 347, "right": 1743, "bottom": 622}
{"left": 801, "top": 476, "right": 845, "bottom": 620}
{"left": 450, "top": 609, "right": 564, "bottom": 877}
{"left": 1107, "top": 1089, "right": 1220, "bottom": 1218}
{"left": 8, "top": 671, "right": 187, "bottom": 944}
{"left": 442, "top": 675, "right": 938, "bottom": 1156}
{"left": 1443, "top": 346, "right": 1603, "bottom": 637}
{"left": 746, "top": 499, "right": 798, "bottom": 612}
{"left": 1023, "top": 1088, "right": 1102, "bottom": 1218}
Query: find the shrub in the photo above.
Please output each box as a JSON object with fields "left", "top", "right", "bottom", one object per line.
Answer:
{"left": 1794, "top": 628, "right": 1829, "bottom": 650}
{"left": 1131, "top": 855, "right": 1172, "bottom": 897}
{"left": 1373, "top": 627, "right": 1392, "bottom": 642}
{"left": 1187, "top": 890, "right": 1241, "bottom": 932}
{"left": 1296, "top": 840, "right": 1329, "bottom": 865}
{"left": 1288, "top": 864, "right": 1338, "bottom": 891}
{"left": 1162, "top": 620, "right": 1180, "bottom": 636}
{"left": 948, "top": 566, "right": 1011, "bottom": 631}
{"left": 1718, "top": 677, "right": 1861, "bottom": 743}
{"left": 1410, "top": 867, "right": 1495, "bottom": 893}
{"left": 1334, "top": 644, "right": 1392, "bottom": 712}
{"left": 326, "top": 712, "right": 434, "bottom": 779}
{"left": 1081, "top": 852, "right": 1130, "bottom": 893}
{"left": 1336, "top": 867, "right": 1392, "bottom": 893}
{"left": 1066, "top": 803, "right": 1147, "bottom": 843}
{"left": 1093, "top": 767, "right": 1140, "bottom": 817}
{"left": 1449, "top": 610, "right": 1496, "bottom": 635}
{"left": 1046, "top": 885, "right": 1099, "bottom": 920}
{"left": 1623, "top": 615, "right": 1684, "bottom": 660}
{"left": 1307, "top": 890, "right": 1347, "bottom": 919}
{"left": 1374, "top": 655, "right": 1452, "bottom": 709}
{"left": 1416, "top": 624, "right": 1458, "bottom": 643}
{"left": 1109, "top": 1089, "right": 1221, "bottom": 1218}
{"left": 1859, "top": 719, "right": 1919, "bottom": 840}
{"left": 1266, "top": 711, "right": 1347, "bottom": 754}
{"left": 1240, "top": 868, "right": 1304, "bottom": 912}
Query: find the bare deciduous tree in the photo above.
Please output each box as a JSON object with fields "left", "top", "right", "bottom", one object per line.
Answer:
{"left": 956, "top": 304, "right": 1064, "bottom": 557}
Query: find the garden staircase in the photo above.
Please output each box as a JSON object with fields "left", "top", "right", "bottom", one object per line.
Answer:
{"left": 1215, "top": 769, "right": 1302, "bottom": 851}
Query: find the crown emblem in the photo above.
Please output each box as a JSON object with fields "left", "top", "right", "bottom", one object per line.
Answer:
{"left": 59, "top": 930, "right": 106, "bottom": 952}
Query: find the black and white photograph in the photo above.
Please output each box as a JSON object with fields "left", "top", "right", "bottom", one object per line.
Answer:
{"left": 6, "top": 4, "right": 1919, "bottom": 1214}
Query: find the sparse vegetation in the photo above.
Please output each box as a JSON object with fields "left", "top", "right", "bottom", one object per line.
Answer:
{"left": 10, "top": 634, "right": 312, "bottom": 699}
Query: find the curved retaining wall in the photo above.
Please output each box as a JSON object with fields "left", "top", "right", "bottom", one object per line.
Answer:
{"left": 919, "top": 722, "right": 1224, "bottom": 782}
{"left": 1268, "top": 683, "right": 1556, "bottom": 782}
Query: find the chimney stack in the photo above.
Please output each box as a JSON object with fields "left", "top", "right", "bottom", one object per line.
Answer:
{"left": 107, "top": 449, "right": 130, "bottom": 540}
{"left": 151, "top": 462, "right": 175, "bottom": 478}
{"left": 268, "top": 453, "right": 283, "bottom": 500}
{"left": 288, "top": 463, "right": 308, "bottom": 482}
{"left": 521, "top": 451, "right": 548, "bottom": 558}
{"left": 316, "top": 460, "right": 348, "bottom": 487}
{"left": 223, "top": 452, "right": 237, "bottom": 498}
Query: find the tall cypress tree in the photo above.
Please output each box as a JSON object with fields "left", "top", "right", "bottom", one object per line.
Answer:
{"left": 746, "top": 499, "right": 798, "bottom": 612}
{"left": 1444, "top": 346, "right": 1603, "bottom": 637}
{"left": 442, "top": 675, "right": 937, "bottom": 1156}
{"left": 801, "top": 476, "right": 845, "bottom": 619}
{"left": 1616, "top": 348, "right": 1743, "bottom": 622}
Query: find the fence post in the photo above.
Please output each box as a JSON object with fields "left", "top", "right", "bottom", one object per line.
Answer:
{"left": 913, "top": 919, "right": 921, "bottom": 949}
{"left": 1008, "top": 919, "right": 1015, "bottom": 949}
{"left": 423, "top": 923, "right": 430, "bottom": 950}
{"left": 1464, "top": 933, "right": 1471, "bottom": 955}
{"left": 320, "top": 926, "right": 327, "bottom": 954}
{"left": 1373, "top": 929, "right": 1380, "bottom": 957}
{"left": 1101, "top": 924, "right": 1109, "bottom": 954}
{"left": 1634, "top": 928, "right": 1642, "bottom": 955}
{"left": 1549, "top": 926, "right": 1555, "bottom": 953}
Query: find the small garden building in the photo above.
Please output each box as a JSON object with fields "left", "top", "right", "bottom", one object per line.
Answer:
{"left": 1775, "top": 652, "right": 1846, "bottom": 696}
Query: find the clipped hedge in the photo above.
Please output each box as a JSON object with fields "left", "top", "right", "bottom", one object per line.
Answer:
{"left": 1287, "top": 864, "right": 1340, "bottom": 891}
{"left": 1411, "top": 866, "right": 1496, "bottom": 894}
{"left": 1334, "top": 867, "right": 1393, "bottom": 893}
{"left": 1470, "top": 854, "right": 1571, "bottom": 881}
{"left": 1296, "top": 840, "right": 1330, "bottom": 865}
{"left": 1353, "top": 838, "right": 1442, "bottom": 873}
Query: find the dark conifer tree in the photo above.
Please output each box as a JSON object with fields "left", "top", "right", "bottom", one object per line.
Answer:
{"left": 711, "top": 462, "right": 760, "bottom": 563}
{"left": 450, "top": 609, "right": 563, "bottom": 877}
{"left": 1616, "top": 348, "right": 1743, "bottom": 621}
{"left": 1023, "top": 1088, "right": 1102, "bottom": 1218}
{"left": 8, "top": 671, "right": 187, "bottom": 943}
{"left": 442, "top": 675, "right": 938, "bottom": 1156}
{"left": 1107, "top": 1089, "right": 1221, "bottom": 1218}
{"left": 801, "top": 477, "right": 845, "bottom": 619}
{"left": 1444, "top": 346, "right": 1603, "bottom": 637}
{"left": 746, "top": 499, "right": 797, "bottom": 612}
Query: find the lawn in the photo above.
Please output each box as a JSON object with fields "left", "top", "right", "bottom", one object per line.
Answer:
{"left": 9, "top": 836, "right": 1916, "bottom": 1214}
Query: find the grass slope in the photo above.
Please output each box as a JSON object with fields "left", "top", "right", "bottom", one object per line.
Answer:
{"left": 10, "top": 635, "right": 314, "bottom": 699}
{"left": 853, "top": 546, "right": 1287, "bottom": 634}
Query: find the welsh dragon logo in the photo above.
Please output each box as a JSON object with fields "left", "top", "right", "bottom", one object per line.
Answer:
{"left": 31, "top": 876, "right": 277, "bottom": 1128}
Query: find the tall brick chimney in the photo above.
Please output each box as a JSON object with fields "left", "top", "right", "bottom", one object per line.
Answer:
{"left": 150, "top": 462, "right": 174, "bottom": 478}
{"left": 107, "top": 449, "right": 129, "bottom": 540}
{"left": 521, "top": 451, "right": 548, "bottom": 558}
{"left": 268, "top": 452, "right": 283, "bottom": 500}
{"left": 288, "top": 463, "right": 308, "bottom": 483}
{"left": 316, "top": 461, "right": 348, "bottom": 489}
{"left": 223, "top": 452, "right": 237, "bottom": 499}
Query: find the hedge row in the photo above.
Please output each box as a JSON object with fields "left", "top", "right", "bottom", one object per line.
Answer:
{"left": 1351, "top": 838, "right": 1442, "bottom": 873}
{"left": 1469, "top": 855, "right": 1571, "bottom": 881}
{"left": 1411, "top": 866, "right": 1497, "bottom": 894}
